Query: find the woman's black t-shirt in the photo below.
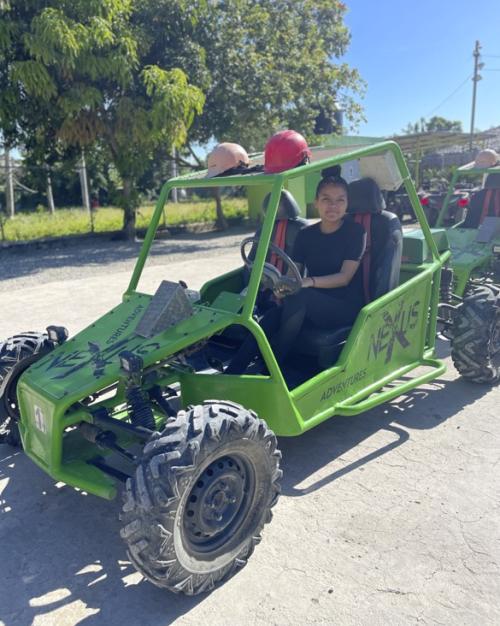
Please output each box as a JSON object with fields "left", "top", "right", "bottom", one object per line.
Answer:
{"left": 292, "top": 219, "right": 367, "bottom": 306}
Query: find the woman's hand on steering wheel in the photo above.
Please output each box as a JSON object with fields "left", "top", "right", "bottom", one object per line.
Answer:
{"left": 240, "top": 236, "right": 303, "bottom": 296}
{"left": 273, "top": 276, "right": 300, "bottom": 298}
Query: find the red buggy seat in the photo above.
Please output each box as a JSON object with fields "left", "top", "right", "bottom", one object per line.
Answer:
{"left": 463, "top": 172, "right": 500, "bottom": 229}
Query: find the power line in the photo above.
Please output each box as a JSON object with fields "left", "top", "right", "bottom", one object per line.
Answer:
{"left": 424, "top": 73, "right": 472, "bottom": 118}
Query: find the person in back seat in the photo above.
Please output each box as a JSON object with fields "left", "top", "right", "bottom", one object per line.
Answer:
{"left": 226, "top": 166, "right": 366, "bottom": 374}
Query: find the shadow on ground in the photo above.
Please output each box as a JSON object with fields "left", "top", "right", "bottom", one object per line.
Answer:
{"left": 0, "top": 447, "right": 203, "bottom": 626}
{"left": 279, "top": 372, "right": 489, "bottom": 497}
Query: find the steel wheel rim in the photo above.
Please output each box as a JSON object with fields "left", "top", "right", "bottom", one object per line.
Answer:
{"left": 182, "top": 454, "right": 256, "bottom": 556}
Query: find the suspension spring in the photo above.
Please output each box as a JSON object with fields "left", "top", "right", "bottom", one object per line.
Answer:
{"left": 126, "top": 385, "right": 156, "bottom": 430}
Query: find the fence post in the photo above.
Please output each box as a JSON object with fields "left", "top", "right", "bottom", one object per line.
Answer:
{"left": 5, "top": 148, "right": 15, "bottom": 217}
{"left": 46, "top": 165, "right": 55, "bottom": 214}
{"left": 78, "top": 150, "right": 91, "bottom": 214}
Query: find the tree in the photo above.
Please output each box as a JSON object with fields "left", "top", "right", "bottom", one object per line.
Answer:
{"left": 1, "top": 1, "right": 364, "bottom": 234}
{"left": 426, "top": 116, "right": 462, "bottom": 133}
{"left": 0, "top": 0, "right": 204, "bottom": 238}
{"left": 141, "top": 0, "right": 365, "bottom": 226}
{"left": 402, "top": 116, "right": 463, "bottom": 134}
{"left": 199, "top": 1, "right": 364, "bottom": 148}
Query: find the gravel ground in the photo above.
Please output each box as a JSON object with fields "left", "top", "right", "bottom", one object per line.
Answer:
{"left": 0, "top": 226, "right": 252, "bottom": 293}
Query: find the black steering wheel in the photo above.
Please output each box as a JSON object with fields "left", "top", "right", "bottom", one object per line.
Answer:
{"left": 240, "top": 236, "right": 303, "bottom": 296}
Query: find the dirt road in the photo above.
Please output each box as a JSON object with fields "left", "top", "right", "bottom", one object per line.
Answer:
{"left": 1, "top": 230, "right": 499, "bottom": 626}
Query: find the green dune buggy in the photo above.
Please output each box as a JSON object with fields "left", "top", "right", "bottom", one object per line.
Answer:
{"left": 432, "top": 160, "right": 500, "bottom": 381}
{"left": 436, "top": 160, "right": 500, "bottom": 295}
{"left": 1, "top": 141, "right": 498, "bottom": 595}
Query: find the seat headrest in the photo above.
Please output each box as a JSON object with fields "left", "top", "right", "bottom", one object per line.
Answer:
{"left": 484, "top": 172, "right": 500, "bottom": 189}
{"left": 262, "top": 189, "right": 301, "bottom": 219}
{"left": 347, "top": 177, "right": 386, "bottom": 214}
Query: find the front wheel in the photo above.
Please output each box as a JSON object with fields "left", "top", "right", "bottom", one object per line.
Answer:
{"left": 120, "top": 400, "right": 282, "bottom": 595}
{"left": 0, "top": 332, "right": 52, "bottom": 446}
{"left": 450, "top": 286, "right": 500, "bottom": 383}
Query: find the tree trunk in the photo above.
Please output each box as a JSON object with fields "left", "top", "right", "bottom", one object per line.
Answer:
{"left": 122, "top": 177, "right": 136, "bottom": 240}
{"left": 213, "top": 187, "right": 228, "bottom": 230}
{"left": 5, "top": 149, "right": 15, "bottom": 217}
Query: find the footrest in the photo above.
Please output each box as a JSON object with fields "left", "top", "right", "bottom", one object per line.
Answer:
{"left": 335, "top": 358, "right": 446, "bottom": 416}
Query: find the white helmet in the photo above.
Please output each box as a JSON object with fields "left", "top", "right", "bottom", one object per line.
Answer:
{"left": 206, "top": 143, "right": 250, "bottom": 178}
{"left": 474, "top": 149, "right": 500, "bottom": 168}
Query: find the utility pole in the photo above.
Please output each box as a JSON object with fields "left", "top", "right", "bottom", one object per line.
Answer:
{"left": 469, "top": 40, "right": 483, "bottom": 150}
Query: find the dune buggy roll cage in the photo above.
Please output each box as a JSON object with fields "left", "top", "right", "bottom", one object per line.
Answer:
{"left": 128, "top": 140, "right": 441, "bottom": 299}
{"left": 121, "top": 141, "right": 447, "bottom": 426}
{"left": 436, "top": 163, "right": 500, "bottom": 227}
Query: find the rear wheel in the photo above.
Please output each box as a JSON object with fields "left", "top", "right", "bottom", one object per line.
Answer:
{"left": 0, "top": 332, "right": 51, "bottom": 446}
{"left": 120, "top": 400, "right": 282, "bottom": 595}
{"left": 450, "top": 286, "right": 500, "bottom": 384}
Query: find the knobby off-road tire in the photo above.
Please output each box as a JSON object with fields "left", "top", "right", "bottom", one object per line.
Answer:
{"left": 0, "top": 332, "right": 51, "bottom": 446}
{"left": 120, "top": 400, "right": 282, "bottom": 595}
{"left": 451, "top": 286, "right": 500, "bottom": 384}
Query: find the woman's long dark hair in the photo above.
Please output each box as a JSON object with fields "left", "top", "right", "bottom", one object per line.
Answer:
{"left": 316, "top": 165, "right": 348, "bottom": 198}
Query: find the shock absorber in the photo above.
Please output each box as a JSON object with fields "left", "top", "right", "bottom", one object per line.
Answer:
{"left": 440, "top": 266, "right": 454, "bottom": 304}
{"left": 125, "top": 385, "right": 156, "bottom": 430}
{"left": 119, "top": 351, "right": 156, "bottom": 430}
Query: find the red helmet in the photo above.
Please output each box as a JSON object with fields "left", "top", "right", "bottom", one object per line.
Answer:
{"left": 264, "top": 130, "right": 311, "bottom": 174}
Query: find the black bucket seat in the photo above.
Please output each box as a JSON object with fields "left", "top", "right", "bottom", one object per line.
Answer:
{"left": 248, "top": 189, "right": 308, "bottom": 270}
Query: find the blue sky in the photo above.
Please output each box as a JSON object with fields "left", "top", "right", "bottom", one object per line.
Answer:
{"left": 342, "top": 0, "right": 500, "bottom": 137}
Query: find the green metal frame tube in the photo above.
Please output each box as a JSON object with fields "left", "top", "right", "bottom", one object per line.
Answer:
{"left": 436, "top": 170, "right": 459, "bottom": 227}
{"left": 126, "top": 182, "right": 172, "bottom": 294}
{"left": 241, "top": 178, "right": 284, "bottom": 319}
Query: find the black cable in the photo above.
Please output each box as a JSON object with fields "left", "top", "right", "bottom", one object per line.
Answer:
{"left": 424, "top": 74, "right": 473, "bottom": 118}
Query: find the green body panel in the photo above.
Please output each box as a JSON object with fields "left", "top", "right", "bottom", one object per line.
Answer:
{"left": 445, "top": 227, "right": 499, "bottom": 295}
{"left": 183, "top": 254, "right": 446, "bottom": 437}
{"left": 17, "top": 293, "right": 241, "bottom": 497}
{"left": 16, "top": 140, "right": 449, "bottom": 499}
{"left": 402, "top": 228, "right": 449, "bottom": 264}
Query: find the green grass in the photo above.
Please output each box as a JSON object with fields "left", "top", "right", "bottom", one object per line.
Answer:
{"left": 0, "top": 198, "right": 248, "bottom": 242}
